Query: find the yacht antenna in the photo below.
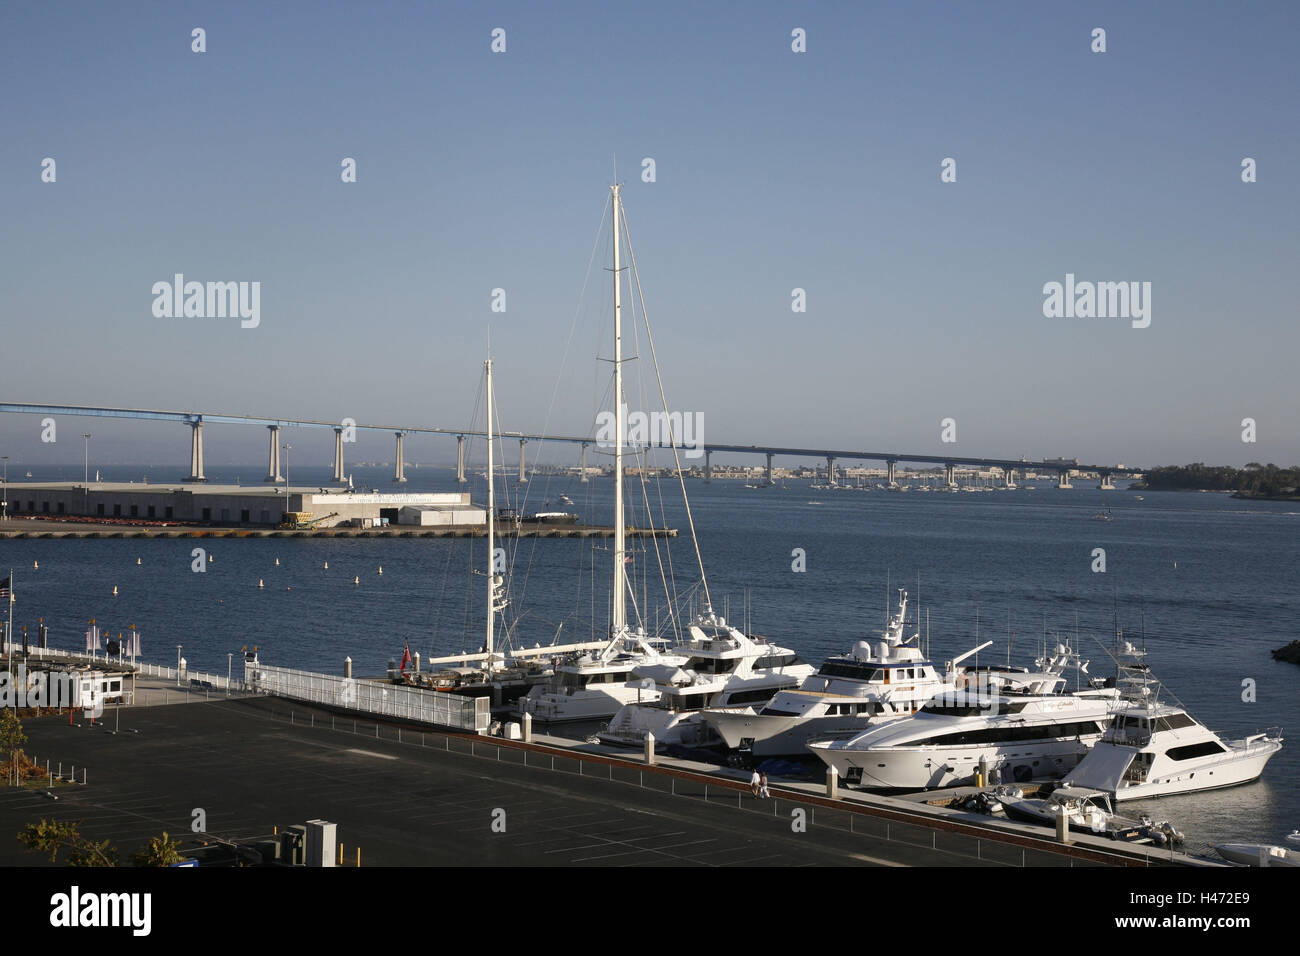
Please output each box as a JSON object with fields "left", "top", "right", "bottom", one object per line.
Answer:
{"left": 925, "top": 608, "right": 930, "bottom": 659}
{"left": 1006, "top": 606, "right": 1013, "bottom": 667}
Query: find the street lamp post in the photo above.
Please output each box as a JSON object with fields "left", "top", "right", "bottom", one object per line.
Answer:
{"left": 2, "top": 455, "right": 8, "bottom": 521}
{"left": 176, "top": 644, "right": 182, "bottom": 686}
{"left": 82, "top": 434, "right": 92, "bottom": 485}
{"left": 282, "top": 444, "right": 292, "bottom": 521}
{"left": 227, "top": 652, "right": 232, "bottom": 696}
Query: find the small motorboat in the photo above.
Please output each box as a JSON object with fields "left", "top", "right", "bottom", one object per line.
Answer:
{"left": 1001, "top": 786, "right": 1183, "bottom": 845}
{"left": 1215, "top": 843, "right": 1300, "bottom": 867}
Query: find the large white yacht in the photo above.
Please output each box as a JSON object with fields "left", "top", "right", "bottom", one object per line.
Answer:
{"left": 807, "top": 682, "right": 1113, "bottom": 790}
{"left": 596, "top": 613, "right": 815, "bottom": 748}
{"left": 1062, "top": 642, "right": 1283, "bottom": 801}
{"left": 518, "top": 628, "right": 684, "bottom": 723}
{"left": 703, "top": 590, "right": 989, "bottom": 758}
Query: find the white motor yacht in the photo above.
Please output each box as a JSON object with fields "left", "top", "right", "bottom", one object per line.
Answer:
{"left": 597, "top": 612, "right": 814, "bottom": 748}
{"left": 1062, "top": 643, "right": 1283, "bottom": 801}
{"left": 518, "top": 628, "right": 685, "bottom": 723}
{"left": 703, "top": 589, "right": 990, "bottom": 758}
{"left": 807, "top": 682, "right": 1112, "bottom": 790}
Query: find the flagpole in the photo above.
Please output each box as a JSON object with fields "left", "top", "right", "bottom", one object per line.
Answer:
{"left": 6, "top": 568, "right": 13, "bottom": 672}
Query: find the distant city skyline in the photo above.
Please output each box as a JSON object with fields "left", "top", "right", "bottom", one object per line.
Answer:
{"left": 3, "top": 2, "right": 1297, "bottom": 469}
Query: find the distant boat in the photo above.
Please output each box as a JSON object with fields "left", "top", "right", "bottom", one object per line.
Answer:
{"left": 25, "top": 471, "right": 32, "bottom": 478}
{"left": 1091, "top": 508, "right": 1113, "bottom": 521}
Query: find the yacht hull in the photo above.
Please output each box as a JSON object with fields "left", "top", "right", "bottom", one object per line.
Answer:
{"left": 812, "top": 737, "right": 1097, "bottom": 791}
{"left": 705, "top": 710, "right": 874, "bottom": 758}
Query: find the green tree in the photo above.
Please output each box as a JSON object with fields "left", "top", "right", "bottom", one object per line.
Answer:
{"left": 0, "top": 710, "right": 26, "bottom": 757}
{"left": 18, "top": 818, "right": 118, "bottom": 867}
{"left": 131, "top": 831, "right": 185, "bottom": 867}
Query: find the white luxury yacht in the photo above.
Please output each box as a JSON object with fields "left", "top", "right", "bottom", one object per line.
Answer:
{"left": 807, "top": 680, "right": 1113, "bottom": 790}
{"left": 596, "top": 613, "right": 815, "bottom": 748}
{"left": 702, "top": 590, "right": 990, "bottom": 758}
{"left": 1062, "top": 642, "right": 1283, "bottom": 801}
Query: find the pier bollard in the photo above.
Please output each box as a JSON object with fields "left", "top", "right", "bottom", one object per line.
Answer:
{"left": 344, "top": 657, "right": 352, "bottom": 679}
{"left": 1056, "top": 807, "right": 1071, "bottom": 845}
{"left": 522, "top": 712, "right": 532, "bottom": 743}
{"left": 644, "top": 731, "right": 656, "bottom": 766}
{"left": 826, "top": 765, "right": 838, "bottom": 799}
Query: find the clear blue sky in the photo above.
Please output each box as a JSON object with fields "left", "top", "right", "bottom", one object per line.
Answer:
{"left": 2, "top": 1, "right": 1297, "bottom": 470}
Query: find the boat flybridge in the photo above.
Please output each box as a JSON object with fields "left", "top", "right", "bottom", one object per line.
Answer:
{"left": 1062, "top": 641, "right": 1283, "bottom": 801}
{"left": 596, "top": 611, "right": 814, "bottom": 748}
{"left": 702, "top": 589, "right": 991, "bottom": 758}
{"left": 806, "top": 675, "right": 1114, "bottom": 791}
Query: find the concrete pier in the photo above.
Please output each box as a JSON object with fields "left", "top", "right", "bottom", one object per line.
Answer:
{"left": 518, "top": 439, "right": 527, "bottom": 483}
{"left": 393, "top": 432, "right": 406, "bottom": 483}
{"left": 456, "top": 435, "right": 467, "bottom": 483}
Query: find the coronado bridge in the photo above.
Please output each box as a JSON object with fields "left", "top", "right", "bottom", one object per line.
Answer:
{"left": 0, "top": 402, "right": 1143, "bottom": 489}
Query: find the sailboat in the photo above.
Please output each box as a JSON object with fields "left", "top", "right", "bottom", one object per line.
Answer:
{"left": 520, "top": 182, "right": 727, "bottom": 724}
{"left": 413, "top": 358, "right": 552, "bottom": 704}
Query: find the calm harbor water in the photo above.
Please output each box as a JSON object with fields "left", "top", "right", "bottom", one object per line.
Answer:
{"left": 2, "top": 463, "right": 1296, "bottom": 854}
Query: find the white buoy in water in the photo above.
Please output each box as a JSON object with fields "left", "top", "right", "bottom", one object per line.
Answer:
{"left": 275, "top": 557, "right": 280, "bottom": 566}
{"left": 33, "top": 560, "right": 38, "bottom": 570}
{"left": 353, "top": 576, "right": 359, "bottom": 585}
{"left": 258, "top": 579, "right": 264, "bottom": 589}
{"left": 324, "top": 561, "right": 329, "bottom": 570}
{"left": 378, "top": 566, "right": 383, "bottom": 575}
{"left": 136, "top": 557, "right": 141, "bottom": 565}
{"left": 112, "top": 586, "right": 118, "bottom": 596}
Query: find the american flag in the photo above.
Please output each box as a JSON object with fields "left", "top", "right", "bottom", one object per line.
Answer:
{"left": 0, "top": 573, "right": 11, "bottom": 600}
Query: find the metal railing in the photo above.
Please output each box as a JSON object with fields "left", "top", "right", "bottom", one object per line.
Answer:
{"left": 248, "top": 663, "right": 488, "bottom": 733}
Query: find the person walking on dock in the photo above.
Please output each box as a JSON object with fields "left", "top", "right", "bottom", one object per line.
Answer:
{"left": 759, "top": 771, "right": 771, "bottom": 799}
{"left": 750, "top": 769, "right": 761, "bottom": 797}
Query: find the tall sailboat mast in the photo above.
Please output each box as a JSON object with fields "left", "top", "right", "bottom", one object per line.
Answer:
{"left": 611, "top": 183, "right": 627, "bottom": 635}
{"left": 485, "top": 357, "right": 496, "bottom": 672}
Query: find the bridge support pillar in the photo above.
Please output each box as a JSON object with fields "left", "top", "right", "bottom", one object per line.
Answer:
{"left": 704, "top": 451, "right": 712, "bottom": 482}
{"left": 333, "top": 427, "right": 345, "bottom": 483}
{"left": 518, "top": 439, "right": 527, "bottom": 482}
{"left": 186, "top": 422, "right": 207, "bottom": 482}
{"left": 264, "top": 425, "right": 282, "bottom": 482}
{"left": 1057, "top": 469, "right": 1073, "bottom": 490}
{"left": 393, "top": 432, "right": 406, "bottom": 483}
{"left": 826, "top": 456, "right": 836, "bottom": 485}
{"left": 456, "top": 436, "right": 467, "bottom": 483}
{"left": 887, "top": 460, "right": 897, "bottom": 488}
{"left": 1098, "top": 472, "right": 1115, "bottom": 490}
{"left": 765, "top": 452, "right": 774, "bottom": 486}
{"left": 945, "top": 463, "right": 956, "bottom": 489}
{"left": 580, "top": 442, "right": 589, "bottom": 483}
{"left": 1004, "top": 467, "right": 1016, "bottom": 489}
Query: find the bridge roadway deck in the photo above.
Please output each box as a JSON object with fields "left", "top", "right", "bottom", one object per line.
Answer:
{"left": 0, "top": 694, "right": 1200, "bottom": 868}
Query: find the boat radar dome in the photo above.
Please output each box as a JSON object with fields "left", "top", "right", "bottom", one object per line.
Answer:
{"left": 852, "top": 640, "right": 873, "bottom": 661}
